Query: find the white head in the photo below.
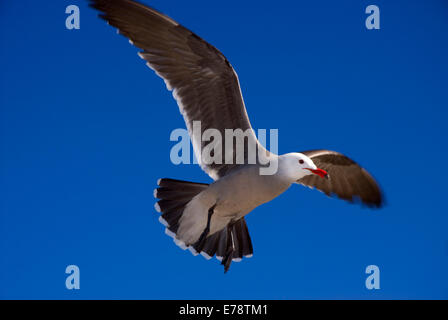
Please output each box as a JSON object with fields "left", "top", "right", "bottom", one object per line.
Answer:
{"left": 278, "top": 153, "right": 328, "bottom": 182}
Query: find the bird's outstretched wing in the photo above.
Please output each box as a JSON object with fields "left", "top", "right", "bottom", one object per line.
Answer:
{"left": 90, "top": 0, "right": 268, "bottom": 180}
{"left": 297, "top": 150, "right": 383, "bottom": 207}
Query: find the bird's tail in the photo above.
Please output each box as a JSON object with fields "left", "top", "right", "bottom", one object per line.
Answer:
{"left": 154, "top": 178, "right": 253, "bottom": 272}
{"left": 154, "top": 178, "right": 209, "bottom": 239}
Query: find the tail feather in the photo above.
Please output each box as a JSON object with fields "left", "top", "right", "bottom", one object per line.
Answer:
{"left": 155, "top": 188, "right": 200, "bottom": 201}
{"left": 156, "top": 199, "right": 189, "bottom": 214}
{"left": 216, "top": 229, "right": 228, "bottom": 260}
{"left": 193, "top": 218, "right": 253, "bottom": 262}
{"left": 154, "top": 178, "right": 254, "bottom": 271}
{"left": 155, "top": 178, "right": 207, "bottom": 236}
{"left": 236, "top": 220, "right": 253, "bottom": 257}
{"left": 198, "top": 231, "right": 221, "bottom": 259}
{"left": 157, "top": 178, "right": 208, "bottom": 190}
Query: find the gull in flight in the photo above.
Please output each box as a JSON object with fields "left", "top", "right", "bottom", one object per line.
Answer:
{"left": 90, "top": 0, "right": 383, "bottom": 272}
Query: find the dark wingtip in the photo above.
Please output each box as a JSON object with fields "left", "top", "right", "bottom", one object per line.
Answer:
{"left": 373, "top": 193, "right": 386, "bottom": 209}
{"left": 362, "top": 193, "right": 386, "bottom": 209}
{"left": 87, "top": 0, "right": 101, "bottom": 10}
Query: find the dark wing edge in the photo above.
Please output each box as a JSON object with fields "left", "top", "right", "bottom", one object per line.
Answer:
{"left": 89, "top": 0, "right": 267, "bottom": 180}
{"left": 298, "top": 150, "right": 384, "bottom": 208}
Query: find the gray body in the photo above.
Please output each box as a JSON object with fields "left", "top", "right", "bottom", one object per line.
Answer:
{"left": 178, "top": 164, "right": 291, "bottom": 245}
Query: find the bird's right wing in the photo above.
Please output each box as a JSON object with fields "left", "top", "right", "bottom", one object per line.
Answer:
{"left": 90, "top": 0, "right": 270, "bottom": 180}
{"left": 297, "top": 150, "right": 384, "bottom": 208}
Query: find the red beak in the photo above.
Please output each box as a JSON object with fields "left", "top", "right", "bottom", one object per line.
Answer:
{"left": 305, "top": 168, "right": 329, "bottom": 179}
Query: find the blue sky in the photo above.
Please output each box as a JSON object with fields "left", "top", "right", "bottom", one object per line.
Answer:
{"left": 1, "top": 0, "right": 447, "bottom": 299}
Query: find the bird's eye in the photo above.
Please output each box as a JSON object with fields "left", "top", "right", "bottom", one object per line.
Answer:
{"left": 299, "top": 159, "right": 304, "bottom": 164}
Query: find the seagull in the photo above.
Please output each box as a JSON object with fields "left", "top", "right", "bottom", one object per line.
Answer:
{"left": 90, "top": 0, "right": 384, "bottom": 272}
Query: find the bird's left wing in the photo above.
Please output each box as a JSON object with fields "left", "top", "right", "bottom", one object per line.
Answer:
{"left": 90, "top": 0, "right": 269, "bottom": 180}
{"left": 297, "top": 150, "right": 384, "bottom": 208}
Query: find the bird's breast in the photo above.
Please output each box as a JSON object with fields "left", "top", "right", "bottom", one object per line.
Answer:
{"left": 209, "top": 165, "right": 292, "bottom": 217}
